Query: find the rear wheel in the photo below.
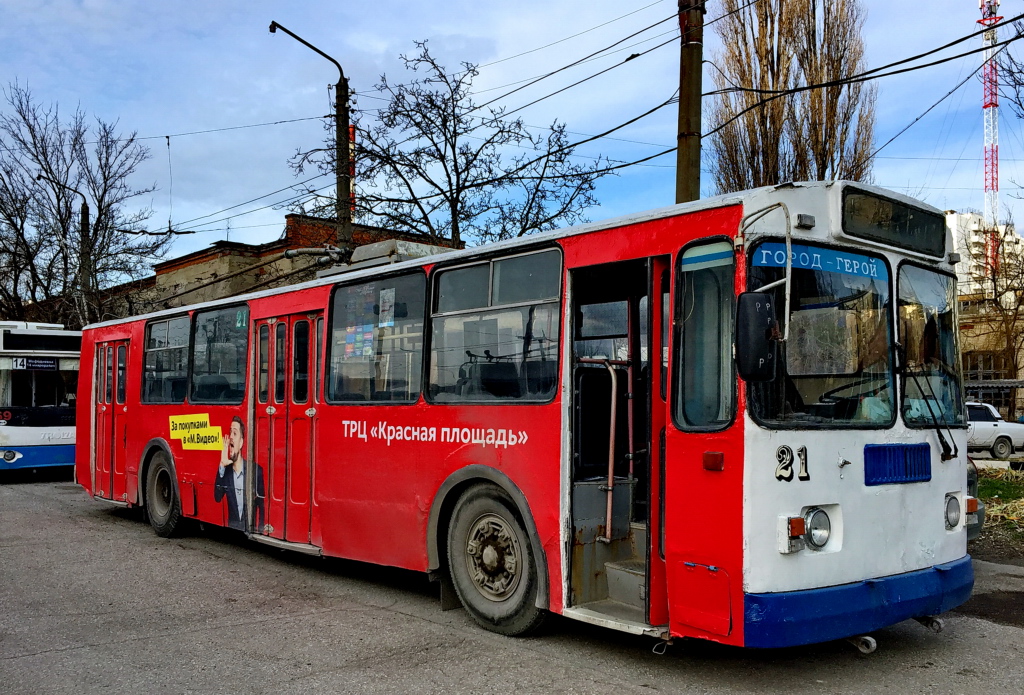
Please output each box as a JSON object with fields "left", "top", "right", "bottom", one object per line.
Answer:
{"left": 447, "top": 485, "right": 546, "bottom": 636}
{"left": 992, "top": 437, "right": 1013, "bottom": 460}
{"left": 146, "top": 451, "right": 182, "bottom": 538}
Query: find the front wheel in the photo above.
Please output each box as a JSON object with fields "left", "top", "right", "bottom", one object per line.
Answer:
{"left": 145, "top": 451, "right": 182, "bottom": 538}
{"left": 992, "top": 437, "right": 1013, "bottom": 460}
{"left": 447, "top": 485, "right": 546, "bottom": 636}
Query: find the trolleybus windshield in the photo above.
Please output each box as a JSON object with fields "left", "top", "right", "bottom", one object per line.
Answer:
{"left": 748, "top": 242, "right": 894, "bottom": 426}
{"left": 898, "top": 265, "right": 964, "bottom": 426}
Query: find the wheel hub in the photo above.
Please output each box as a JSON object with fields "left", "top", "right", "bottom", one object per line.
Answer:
{"left": 465, "top": 513, "right": 522, "bottom": 601}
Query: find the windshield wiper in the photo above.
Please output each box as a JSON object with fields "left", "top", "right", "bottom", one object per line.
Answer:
{"left": 903, "top": 359, "right": 959, "bottom": 461}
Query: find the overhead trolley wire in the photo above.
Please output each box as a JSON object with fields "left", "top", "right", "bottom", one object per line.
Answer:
{"left": 475, "top": 0, "right": 671, "bottom": 70}
{"left": 484, "top": 0, "right": 764, "bottom": 118}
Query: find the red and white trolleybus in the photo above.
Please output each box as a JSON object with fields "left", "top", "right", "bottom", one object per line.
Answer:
{"left": 77, "top": 181, "right": 976, "bottom": 649}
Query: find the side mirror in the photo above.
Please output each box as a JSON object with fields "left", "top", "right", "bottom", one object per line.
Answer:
{"left": 736, "top": 292, "right": 777, "bottom": 382}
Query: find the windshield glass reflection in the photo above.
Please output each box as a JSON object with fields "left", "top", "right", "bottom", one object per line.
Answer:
{"left": 748, "top": 243, "right": 894, "bottom": 426}
{"left": 898, "top": 265, "right": 965, "bottom": 426}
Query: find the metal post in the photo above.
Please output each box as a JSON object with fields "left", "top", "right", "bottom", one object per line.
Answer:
{"left": 676, "top": 1, "right": 705, "bottom": 204}
{"left": 270, "top": 21, "right": 353, "bottom": 246}
{"left": 36, "top": 174, "right": 90, "bottom": 326}
{"left": 336, "top": 74, "right": 352, "bottom": 245}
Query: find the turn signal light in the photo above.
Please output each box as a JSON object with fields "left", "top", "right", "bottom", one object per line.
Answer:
{"left": 788, "top": 516, "right": 806, "bottom": 537}
{"left": 966, "top": 497, "right": 979, "bottom": 514}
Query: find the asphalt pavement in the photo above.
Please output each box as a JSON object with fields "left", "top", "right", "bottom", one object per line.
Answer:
{"left": 3, "top": 469, "right": 1024, "bottom": 694}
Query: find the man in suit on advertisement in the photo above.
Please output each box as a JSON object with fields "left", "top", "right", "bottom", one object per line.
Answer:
{"left": 214, "top": 416, "right": 265, "bottom": 531}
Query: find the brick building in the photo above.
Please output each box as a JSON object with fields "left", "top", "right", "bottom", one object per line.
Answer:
{"left": 107, "top": 215, "right": 459, "bottom": 315}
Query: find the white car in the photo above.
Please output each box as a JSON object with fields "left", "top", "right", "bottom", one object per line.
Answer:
{"left": 966, "top": 401, "right": 1024, "bottom": 459}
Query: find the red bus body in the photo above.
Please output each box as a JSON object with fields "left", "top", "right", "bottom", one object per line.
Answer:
{"left": 77, "top": 183, "right": 973, "bottom": 648}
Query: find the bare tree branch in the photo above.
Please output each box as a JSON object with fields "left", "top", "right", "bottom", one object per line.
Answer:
{"left": 288, "top": 42, "right": 611, "bottom": 246}
{"left": 0, "top": 82, "right": 168, "bottom": 327}
{"left": 706, "top": 0, "right": 876, "bottom": 193}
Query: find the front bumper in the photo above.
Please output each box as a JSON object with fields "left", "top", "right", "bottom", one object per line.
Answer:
{"left": 743, "top": 555, "right": 974, "bottom": 648}
{"left": 0, "top": 444, "right": 76, "bottom": 470}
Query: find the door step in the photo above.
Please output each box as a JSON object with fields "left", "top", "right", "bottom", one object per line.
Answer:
{"left": 605, "top": 559, "right": 645, "bottom": 609}
{"left": 571, "top": 598, "right": 647, "bottom": 627}
{"left": 249, "top": 535, "right": 322, "bottom": 556}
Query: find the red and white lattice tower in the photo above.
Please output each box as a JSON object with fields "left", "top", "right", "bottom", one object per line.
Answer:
{"left": 980, "top": 1, "right": 1002, "bottom": 229}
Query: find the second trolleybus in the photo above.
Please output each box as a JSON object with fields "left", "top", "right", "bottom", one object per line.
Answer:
{"left": 75, "top": 181, "right": 975, "bottom": 649}
{"left": 1, "top": 322, "right": 81, "bottom": 471}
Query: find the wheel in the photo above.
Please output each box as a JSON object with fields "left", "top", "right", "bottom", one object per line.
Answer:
{"left": 145, "top": 451, "right": 182, "bottom": 538}
{"left": 992, "top": 437, "right": 1013, "bottom": 460}
{"left": 447, "top": 485, "right": 546, "bottom": 636}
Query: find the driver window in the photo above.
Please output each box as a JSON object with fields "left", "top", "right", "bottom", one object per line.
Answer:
{"left": 674, "top": 241, "right": 735, "bottom": 430}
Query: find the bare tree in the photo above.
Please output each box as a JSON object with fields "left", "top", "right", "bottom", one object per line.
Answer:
{"left": 706, "top": 0, "right": 876, "bottom": 194}
{"left": 290, "top": 42, "right": 610, "bottom": 247}
{"left": 0, "top": 83, "right": 168, "bottom": 328}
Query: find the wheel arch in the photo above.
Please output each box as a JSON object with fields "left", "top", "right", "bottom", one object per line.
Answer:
{"left": 137, "top": 438, "right": 176, "bottom": 508}
{"left": 427, "top": 464, "right": 550, "bottom": 611}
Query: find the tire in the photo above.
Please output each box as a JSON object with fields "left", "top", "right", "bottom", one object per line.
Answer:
{"left": 447, "top": 485, "right": 546, "bottom": 636}
{"left": 992, "top": 437, "right": 1013, "bottom": 460}
{"left": 145, "top": 451, "right": 182, "bottom": 538}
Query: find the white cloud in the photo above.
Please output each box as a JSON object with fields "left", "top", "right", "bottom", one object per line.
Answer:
{"left": 1, "top": 0, "right": 1019, "bottom": 259}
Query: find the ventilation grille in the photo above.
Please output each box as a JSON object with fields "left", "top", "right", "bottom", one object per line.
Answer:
{"left": 863, "top": 443, "right": 932, "bottom": 486}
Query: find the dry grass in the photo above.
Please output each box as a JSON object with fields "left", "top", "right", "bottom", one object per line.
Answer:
{"left": 977, "top": 467, "right": 1024, "bottom": 528}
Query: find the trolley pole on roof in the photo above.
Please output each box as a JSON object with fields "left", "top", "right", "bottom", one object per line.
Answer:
{"left": 676, "top": 1, "right": 705, "bottom": 204}
{"left": 269, "top": 21, "right": 353, "bottom": 247}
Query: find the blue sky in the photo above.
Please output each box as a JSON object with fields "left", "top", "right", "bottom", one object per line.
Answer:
{"left": 1, "top": 0, "right": 1020, "bottom": 262}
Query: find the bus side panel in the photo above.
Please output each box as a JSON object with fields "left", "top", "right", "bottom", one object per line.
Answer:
{"left": 123, "top": 329, "right": 146, "bottom": 505}
{"left": 663, "top": 424, "right": 745, "bottom": 645}
{"left": 75, "top": 335, "right": 97, "bottom": 494}
{"left": 313, "top": 400, "right": 564, "bottom": 609}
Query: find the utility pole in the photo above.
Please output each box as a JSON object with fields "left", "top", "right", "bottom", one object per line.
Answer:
{"left": 36, "top": 174, "right": 91, "bottom": 327}
{"left": 270, "top": 21, "right": 353, "bottom": 247}
{"left": 676, "top": 1, "right": 706, "bottom": 204}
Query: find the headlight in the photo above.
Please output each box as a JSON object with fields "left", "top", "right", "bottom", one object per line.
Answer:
{"left": 2, "top": 450, "right": 16, "bottom": 462}
{"left": 804, "top": 508, "right": 831, "bottom": 549}
{"left": 945, "top": 494, "right": 961, "bottom": 530}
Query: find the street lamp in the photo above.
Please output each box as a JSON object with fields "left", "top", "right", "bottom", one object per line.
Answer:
{"left": 269, "top": 20, "right": 352, "bottom": 246}
{"left": 36, "top": 174, "right": 92, "bottom": 326}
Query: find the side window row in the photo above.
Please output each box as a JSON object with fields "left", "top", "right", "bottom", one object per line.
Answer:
{"left": 142, "top": 306, "right": 249, "bottom": 404}
{"left": 330, "top": 248, "right": 562, "bottom": 404}
{"left": 140, "top": 248, "right": 562, "bottom": 406}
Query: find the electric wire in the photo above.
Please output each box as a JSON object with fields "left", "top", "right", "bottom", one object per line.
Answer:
{"left": 487, "top": 0, "right": 763, "bottom": 118}
{"left": 474, "top": 0, "right": 671, "bottom": 70}
{"left": 173, "top": 173, "right": 329, "bottom": 227}
{"left": 855, "top": 43, "right": 1012, "bottom": 176}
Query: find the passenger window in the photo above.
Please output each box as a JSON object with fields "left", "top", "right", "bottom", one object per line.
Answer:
{"left": 105, "top": 347, "right": 114, "bottom": 403}
{"left": 116, "top": 345, "right": 126, "bottom": 404}
{"left": 315, "top": 317, "right": 323, "bottom": 403}
{"left": 328, "top": 273, "right": 426, "bottom": 403}
{"left": 97, "top": 349, "right": 106, "bottom": 403}
{"left": 275, "top": 323, "right": 286, "bottom": 403}
{"left": 293, "top": 321, "right": 310, "bottom": 403}
{"left": 430, "top": 249, "right": 561, "bottom": 402}
{"left": 258, "top": 325, "right": 269, "bottom": 403}
{"left": 968, "top": 405, "right": 995, "bottom": 422}
{"left": 143, "top": 317, "right": 189, "bottom": 403}
{"left": 190, "top": 306, "right": 249, "bottom": 404}
{"left": 674, "top": 242, "right": 735, "bottom": 429}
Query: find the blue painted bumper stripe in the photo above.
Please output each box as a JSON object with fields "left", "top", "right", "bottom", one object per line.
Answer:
{"left": 0, "top": 444, "right": 76, "bottom": 470}
{"left": 743, "top": 555, "right": 974, "bottom": 648}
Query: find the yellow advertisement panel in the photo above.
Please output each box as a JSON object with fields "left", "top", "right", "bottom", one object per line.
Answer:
{"left": 168, "top": 413, "right": 223, "bottom": 451}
